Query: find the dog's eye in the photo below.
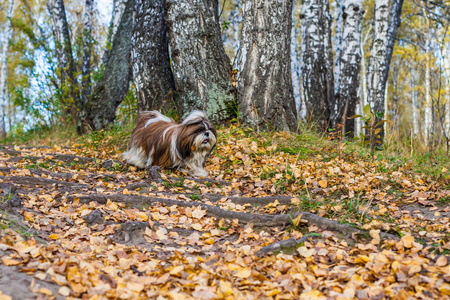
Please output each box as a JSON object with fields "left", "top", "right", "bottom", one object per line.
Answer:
{"left": 196, "top": 129, "right": 203, "bottom": 133}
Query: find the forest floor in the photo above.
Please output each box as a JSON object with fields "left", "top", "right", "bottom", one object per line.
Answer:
{"left": 0, "top": 126, "right": 449, "bottom": 299}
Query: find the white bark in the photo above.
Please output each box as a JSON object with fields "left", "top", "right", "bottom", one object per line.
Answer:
{"left": 444, "top": 44, "right": 450, "bottom": 135}
{"left": 110, "top": 0, "right": 127, "bottom": 39}
{"left": 291, "top": 1, "right": 301, "bottom": 118}
{"left": 81, "top": 0, "right": 94, "bottom": 106}
{"left": 333, "top": 0, "right": 363, "bottom": 136}
{"left": 366, "top": 0, "right": 390, "bottom": 143}
{"left": 411, "top": 66, "right": 419, "bottom": 136}
{"left": 229, "top": 0, "right": 241, "bottom": 65}
{"left": 423, "top": 10, "right": 432, "bottom": 145}
{"left": 0, "top": 0, "right": 15, "bottom": 138}
{"left": 334, "top": 0, "right": 344, "bottom": 96}
{"left": 238, "top": 0, "right": 297, "bottom": 130}
{"left": 356, "top": 31, "right": 369, "bottom": 137}
{"left": 300, "top": 0, "right": 334, "bottom": 128}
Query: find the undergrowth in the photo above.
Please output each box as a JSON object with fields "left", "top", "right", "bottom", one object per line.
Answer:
{"left": 1, "top": 119, "right": 449, "bottom": 180}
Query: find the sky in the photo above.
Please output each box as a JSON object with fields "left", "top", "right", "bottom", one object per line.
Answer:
{"left": 96, "top": 0, "right": 113, "bottom": 27}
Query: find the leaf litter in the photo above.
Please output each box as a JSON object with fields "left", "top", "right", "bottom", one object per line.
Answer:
{"left": 0, "top": 127, "right": 449, "bottom": 299}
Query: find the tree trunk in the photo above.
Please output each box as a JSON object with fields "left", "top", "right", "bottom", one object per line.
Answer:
{"left": 291, "top": 1, "right": 302, "bottom": 119}
{"left": 47, "top": 0, "right": 80, "bottom": 115}
{"left": 366, "top": 0, "right": 389, "bottom": 146}
{"left": 300, "top": 0, "right": 334, "bottom": 131}
{"left": 237, "top": 0, "right": 297, "bottom": 131}
{"left": 411, "top": 66, "right": 419, "bottom": 136}
{"left": 131, "top": 0, "right": 175, "bottom": 112}
{"left": 166, "top": 0, "right": 236, "bottom": 123}
{"left": 423, "top": 9, "right": 432, "bottom": 145}
{"left": 382, "top": 0, "right": 404, "bottom": 87}
{"left": 77, "top": 0, "right": 134, "bottom": 134}
{"left": 103, "top": 0, "right": 128, "bottom": 64}
{"left": 443, "top": 45, "right": 450, "bottom": 136}
{"left": 0, "top": 0, "right": 14, "bottom": 139}
{"left": 230, "top": 0, "right": 241, "bottom": 66}
{"left": 81, "top": 0, "right": 94, "bottom": 107}
{"left": 333, "top": 0, "right": 364, "bottom": 138}
{"left": 356, "top": 31, "right": 369, "bottom": 138}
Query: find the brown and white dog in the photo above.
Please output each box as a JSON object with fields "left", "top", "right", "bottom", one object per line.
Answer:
{"left": 123, "top": 111, "right": 217, "bottom": 177}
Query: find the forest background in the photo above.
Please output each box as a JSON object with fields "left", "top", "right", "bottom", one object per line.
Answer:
{"left": 0, "top": 0, "right": 449, "bottom": 156}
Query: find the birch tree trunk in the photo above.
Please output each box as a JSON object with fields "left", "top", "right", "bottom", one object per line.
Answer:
{"left": 333, "top": 0, "right": 364, "bottom": 137}
{"left": 47, "top": 0, "right": 80, "bottom": 115}
{"left": 366, "top": 0, "right": 389, "bottom": 145}
{"left": 423, "top": 10, "right": 432, "bottom": 145}
{"left": 166, "top": 0, "right": 236, "bottom": 123}
{"left": 356, "top": 31, "right": 369, "bottom": 137}
{"left": 77, "top": 0, "right": 134, "bottom": 134}
{"left": 300, "top": 0, "right": 334, "bottom": 130}
{"left": 444, "top": 45, "right": 450, "bottom": 135}
{"left": 382, "top": 0, "right": 404, "bottom": 86}
{"left": 411, "top": 66, "right": 419, "bottom": 136}
{"left": 291, "top": 2, "right": 302, "bottom": 119}
{"left": 238, "top": 0, "right": 297, "bottom": 131}
{"left": 0, "top": 0, "right": 14, "bottom": 139}
{"left": 131, "top": 0, "right": 175, "bottom": 112}
{"left": 81, "top": 0, "right": 94, "bottom": 107}
{"left": 103, "top": 0, "right": 128, "bottom": 64}
{"left": 230, "top": 0, "right": 241, "bottom": 66}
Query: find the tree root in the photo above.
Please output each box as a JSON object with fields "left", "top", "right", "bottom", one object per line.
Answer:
{"left": 254, "top": 234, "right": 321, "bottom": 257}
{"left": 72, "top": 193, "right": 398, "bottom": 241}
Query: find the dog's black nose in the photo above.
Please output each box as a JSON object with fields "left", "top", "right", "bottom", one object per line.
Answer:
{"left": 205, "top": 132, "right": 209, "bottom": 137}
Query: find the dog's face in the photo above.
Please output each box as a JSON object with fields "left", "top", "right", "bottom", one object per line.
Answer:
{"left": 177, "top": 117, "right": 217, "bottom": 160}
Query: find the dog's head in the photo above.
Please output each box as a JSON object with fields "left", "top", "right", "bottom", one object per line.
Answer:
{"left": 177, "top": 111, "right": 217, "bottom": 160}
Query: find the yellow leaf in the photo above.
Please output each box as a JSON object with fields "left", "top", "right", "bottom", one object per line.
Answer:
{"left": 401, "top": 234, "right": 414, "bottom": 248}
{"left": 35, "top": 288, "right": 52, "bottom": 296}
{"left": 122, "top": 189, "right": 130, "bottom": 194}
{"left": 370, "top": 230, "right": 380, "bottom": 245}
{"left": 170, "top": 265, "right": 184, "bottom": 276}
{"left": 48, "top": 234, "right": 59, "bottom": 240}
{"left": 318, "top": 180, "right": 328, "bottom": 188}
{"left": 218, "top": 280, "right": 233, "bottom": 297}
{"left": 1, "top": 258, "right": 21, "bottom": 266}
{"left": 192, "top": 207, "right": 206, "bottom": 219}
{"left": 58, "top": 286, "right": 71, "bottom": 297}
{"left": 297, "top": 246, "right": 315, "bottom": 258}
{"left": 436, "top": 256, "right": 448, "bottom": 267}
{"left": 23, "top": 211, "right": 34, "bottom": 223}
{"left": 136, "top": 211, "right": 148, "bottom": 222}
{"left": 299, "top": 290, "right": 327, "bottom": 300}
{"left": 234, "top": 268, "right": 252, "bottom": 279}
{"left": 0, "top": 293, "right": 12, "bottom": 300}
{"left": 439, "top": 283, "right": 450, "bottom": 295}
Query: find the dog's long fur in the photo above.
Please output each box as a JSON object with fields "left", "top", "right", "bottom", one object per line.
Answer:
{"left": 123, "top": 111, "right": 216, "bottom": 177}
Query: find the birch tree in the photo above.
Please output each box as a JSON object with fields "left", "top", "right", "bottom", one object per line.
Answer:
{"left": 81, "top": 0, "right": 94, "bottom": 107}
{"left": 131, "top": 0, "right": 175, "bottom": 112}
{"left": 0, "top": 0, "right": 14, "bottom": 138}
{"left": 333, "top": 0, "right": 364, "bottom": 137}
{"left": 166, "top": 0, "right": 236, "bottom": 123}
{"left": 366, "top": 0, "right": 390, "bottom": 145}
{"left": 47, "top": 0, "right": 80, "bottom": 115}
{"left": 423, "top": 10, "right": 432, "bottom": 145}
{"left": 103, "top": 0, "right": 128, "bottom": 64}
{"left": 291, "top": 2, "right": 302, "bottom": 119}
{"left": 78, "top": 0, "right": 134, "bottom": 133}
{"left": 237, "top": 0, "right": 297, "bottom": 131}
{"left": 300, "top": 0, "right": 334, "bottom": 130}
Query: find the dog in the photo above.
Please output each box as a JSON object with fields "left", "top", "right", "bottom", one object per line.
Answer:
{"left": 123, "top": 111, "right": 217, "bottom": 177}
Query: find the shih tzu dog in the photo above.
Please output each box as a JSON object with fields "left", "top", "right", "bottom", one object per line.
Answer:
{"left": 123, "top": 111, "right": 217, "bottom": 177}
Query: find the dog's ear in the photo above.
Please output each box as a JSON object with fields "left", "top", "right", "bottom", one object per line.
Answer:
{"left": 176, "top": 133, "right": 192, "bottom": 160}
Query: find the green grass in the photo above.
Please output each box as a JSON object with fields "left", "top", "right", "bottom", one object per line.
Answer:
{"left": 2, "top": 119, "right": 449, "bottom": 182}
